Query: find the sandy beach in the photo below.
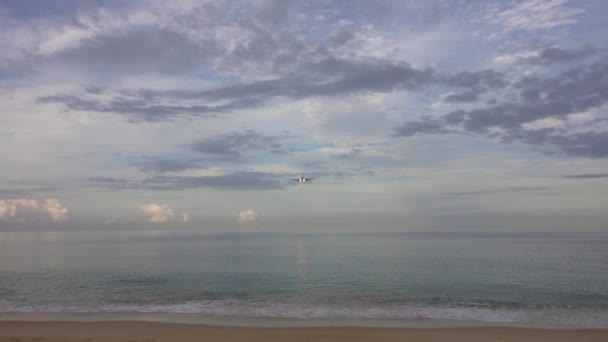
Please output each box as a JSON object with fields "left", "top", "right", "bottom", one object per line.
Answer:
{"left": 0, "top": 321, "right": 607, "bottom": 342}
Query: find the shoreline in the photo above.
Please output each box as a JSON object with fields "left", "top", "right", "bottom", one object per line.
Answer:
{"left": 1, "top": 321, "right": 607, "bottom": 342}
{"left": 0, "top": 311, "right": 600, "bottom": 329}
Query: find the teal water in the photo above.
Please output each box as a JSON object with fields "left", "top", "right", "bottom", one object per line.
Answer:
{"left": 1, "top": 231, "right": 607, "bottom": 327}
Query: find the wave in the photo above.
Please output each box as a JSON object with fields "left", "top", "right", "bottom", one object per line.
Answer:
{"left": 3, "top": 300, "right": 608, "bottom": 328}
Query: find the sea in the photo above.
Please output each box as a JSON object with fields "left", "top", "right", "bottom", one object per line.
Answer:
{"left": 1, "top": 230, "right": 607, "bottom": 327}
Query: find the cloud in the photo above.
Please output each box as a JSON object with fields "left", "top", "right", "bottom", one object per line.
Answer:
{"left": 36, "top": 94, "right": 223, "bottom": 122}
{"left": 444, "top": 91, "right": 479, "bottom": 103}
{"left": 434, "top": 69, "right": 506, "bottom": 104}
{"left": 189, "top": 130, "right": 292, "bottom": 161}
{"left": 329, "top": 30, "right": 356, "bottom": 47}
{"left": 139, "top": 203, "right": 175, "bottom": 223}
{"left": 0, "top": 187, "right": 58, "bottom": 197}
{"left": 443, "top": 69, "right": 505, "bottom": 91}
{"left": 0, "top": 199, "right": 38, "bottom": 219}
{"left": 35, "top": 53, "right": 511, "bottom": 124}
{"left": 9, "top": 199, "right": 37, "bottom": 217}
{"left": 140, "top": 172, "right": 285, "bottom": 191}
{"left": 89, "top": 171, "right": 285, "bottom": 191}
{"left": 256, "top": 0, "right": 294, "bottom": 25}
{"left": 53, "top": 28, "right": 213, "bottom": 74}
{"left": 35, "top": 57, "right": 438, "bottom": 121}
{"left": 2, "top": 0, "right": 605, "bottom": 232}
{"left": 484, "top": 0, "right": 584, "bottom": 39}
{"left": 0, "top": 198, "right": 69, "bottom": 222}
{"left": 0, "top": 0, "right": 81, "bottom": 19}
{"left": 562, "top": 173, "right": 608, "bottom": 179}
{"left": 445, "top": 186, "right": 553, "bottom": 197}
{"left": 330, "top": 147, "right": 364, "bottom": 159}
{"left": 526, "top": 44, "right": 598, "bottom": 64}
{"left": 138, "top": 203, "right": 190, "bottom": 223}
{"left": 45, "top": 198, "right": 68, "bottom": 222}
{"left": 394, "top": 117, "right": 446, "bottom": 137}
{"left": 495, "top": 44, "right": 599, "bottom": 66}
{"left": 238, "top": 209, "right": 258, "bottom": 225}
{"left": 135, "top": 157, "right": 207, "bottom": 173}
{"left": 394, "top": 55, "right": 608, "bottom": 157}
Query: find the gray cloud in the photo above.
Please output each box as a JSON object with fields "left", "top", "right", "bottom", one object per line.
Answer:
{"left": 304, "top": 167, "right": 374, "bottom": 181}
{"left": 55, "top": 29, "right": 216, "bottom": 74}
{"left": 443, "top": 69, "right": 505, "bottom": 91}
{"left": 545, "top": 132, "right": 608, "bottom": 158}
{"left": 300, "top": 160, "right": 326, "bottom": 170}
{"left": 36, "top": 54, "right": 511, "bottom": 123}
{"left": 88, "top": 171, "right": 285, "bottom": 191}
{"left": 188, "top": 130, "right": 292, "bottom": 161}
{"left": 87, "top": 177, "right": 125, "bottom": 183}
{"left": 0, "top": 187, "right": 58, "bottom": 197}
{"left": 393, "top": 117, "right": 446, "bottom": 137}
{"left": 437, "top": 69, "right": 506, "bottom": 104}
{"left": 256, "top": 0, "right": 294, "bottom": 25}
{"left": 135, "top": 158, "right": 207, "bottom": 173}
{"left": 446, "top": 186, "right": 553, "bottom": 197}
{"left": 562, "top": 173, "right": 608, "bottom": 179}
{"left": 394, "top": 55, "right": 608, "bottom": 157}
{"left": 36, "top": 94, "right": 224, "bottom": 122}
{"left": 331, "top": 148, "right": 363, "bottom": 159}
{"left": 164, "top": 57, "right": 436, "bottom": 101}
{"left": 525, "top": 44, "right": 598, "bottom": 64}
{"left": 142, "top": 173, "right": 284, "bottom": 191}
{"left": 329, "top": 30, "right": 356, "bottom": 47}
{"left": 444, "top": 90, "right": 478, "bottom": 103}
{"left": 36, "top": 57, "right": 439, "bottom": 121}
{"left": 445, "top": 190, "right": 495, "bottom": 196}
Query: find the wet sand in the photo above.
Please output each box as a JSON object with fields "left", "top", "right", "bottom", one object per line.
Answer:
{"left": 1, "top": 321, "right": 607, "bottom": 342}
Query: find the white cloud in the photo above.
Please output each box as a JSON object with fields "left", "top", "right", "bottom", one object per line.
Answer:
{"left": 522, "top": 117, "right": 566, "bottom": 131}
{"left": 139, "top": 203, "right": 175, "bottom": 223}
{"left": 567, "top": 110, "right": 596, "bottom": 124}
{"left": 238, "top": 209, "right": 258, "bottom": 225}
{"left": 484, "top": 0, "right": 583, "bottom": 39}
{"left": 0, "top": 201, "right": 7, "bottom": 218}
{"left": 494, "top": 50, "right": 540, "bottom": 65}
{"left": 0, "top": 199, "right": 38, "bottom": 219}
{"left": 45, "top": 198, "right": 68, "bottom": 222}
{"left": 38, "top": 26, "right": 95, "bottom": 56}
{"left": 0, "top": 198, "right": 68, "bottom": 222}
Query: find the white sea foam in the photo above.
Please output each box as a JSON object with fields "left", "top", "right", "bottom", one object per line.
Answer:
{"left": 2, "top": 301, "right": 607, "bottom": 328}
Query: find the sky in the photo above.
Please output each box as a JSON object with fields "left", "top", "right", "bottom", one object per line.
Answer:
{"left": 0, "top": 0, "right": 607, "bottom": 232}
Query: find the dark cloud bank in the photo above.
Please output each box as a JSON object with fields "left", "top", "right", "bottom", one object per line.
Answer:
{"left": 38, "top": 37, "right": 506, "bottom": 122}
{"left": 395, "top": 54, "right": 608, "bottom": 158}
{"left": 38, "top": 56, "right": 437, "bottom": 121}
{"left": 34, "top": 25, "right": 608, "bottom": 160}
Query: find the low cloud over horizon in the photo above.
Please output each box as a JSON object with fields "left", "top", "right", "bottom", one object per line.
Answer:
{"left": 1, "top": 0, "right": 608, "bottom": 232}
{"left": 0, "top": 198, "right": 68, "bottom": 223}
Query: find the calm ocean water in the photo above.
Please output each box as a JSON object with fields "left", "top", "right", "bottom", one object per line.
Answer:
{"left": 1, "top": 230, "right": 607, "bottom": 327}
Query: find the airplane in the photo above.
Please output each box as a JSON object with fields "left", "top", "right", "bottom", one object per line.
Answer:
{"left": 293, "top": 176, "right": 313, "bottom": 183}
